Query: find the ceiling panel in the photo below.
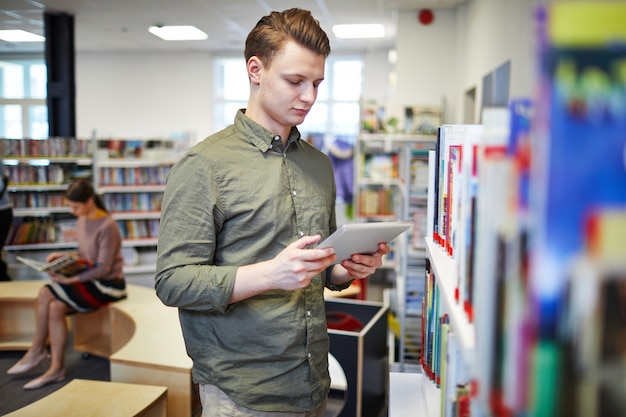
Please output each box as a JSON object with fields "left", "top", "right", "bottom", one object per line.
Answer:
{"left": 0, "top": 0, "right": 467, "bottom": 54}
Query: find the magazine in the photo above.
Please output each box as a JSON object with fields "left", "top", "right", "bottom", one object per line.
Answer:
{"left": 17, "top": 254, "right": 96, "bottom": 277}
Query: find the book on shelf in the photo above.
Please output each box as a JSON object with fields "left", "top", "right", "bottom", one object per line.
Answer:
{"left": 527, "top": 3, "right": 626, "bottom": 417}
{"left": 17, "top": 254, "right": 96, "bottom": 277}
{"left": 469, "top": 108, "right": 511, "bottom": 416}
{"left": 1, "top": 138, "right": 91, "bottom": 158}
{"left": 431, "top": 128, "right": 442, "bottom": 245}
{"left": 7, "top": 217, "right": 57, "bottom": 245}
{"left": 426, "top": 149, "right": 436, "bottom": 239}
{"left": 434, "top": 124, "right": 466, "bottom": 255}
{"left": 564, "top": 209, "right": 626, "bottom": 416}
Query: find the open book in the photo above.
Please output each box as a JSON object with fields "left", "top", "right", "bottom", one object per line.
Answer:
{"left": 17, "top": 254, "right": 96, "bottom": 277}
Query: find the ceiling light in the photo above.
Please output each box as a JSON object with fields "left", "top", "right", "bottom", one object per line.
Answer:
{"left": 0, "top": 30, "right": 45, "bottom": 42}
{"left": 332, "top": 24, "right": 385, "bottom": 39}
{"left": 148, "top": 25, "right": 208, "bottom": 41}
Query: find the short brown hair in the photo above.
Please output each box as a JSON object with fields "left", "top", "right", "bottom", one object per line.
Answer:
{"left": 244, "top": 8, "right": 331, "bottom": 68}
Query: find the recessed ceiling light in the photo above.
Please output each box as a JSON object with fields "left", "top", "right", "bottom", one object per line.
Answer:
{"left": 148, "top": 25, "right": 208, "bottom": 41}
{"left": 0, "top": 30, "right": 45, "bottom": 42}
{"left": 332, "top": 24, "right": 385, "bottom": 39}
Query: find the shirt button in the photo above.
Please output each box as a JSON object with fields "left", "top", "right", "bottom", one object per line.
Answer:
{"left": 268, "top": 144, "right": 273, "bottom": 149}
{"left": 292, "top": 190, "right": 297, "bottom": 196}
{"left": 273, "top": 135, "right": 281, "bottom": 141}
{"left": 307, "top": 352, "right": 312, "bottom": 359}
{"left": 299, "top": 230, "right": 304, "bottom": 237}
{"left": 306, "top": 310, "right": 311, "bottom": 317}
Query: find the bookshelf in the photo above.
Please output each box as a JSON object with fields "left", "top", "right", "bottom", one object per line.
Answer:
{"left": 417, "top": 121, "right": 497, "bottom": 417}
{"left": 93, "top": 138, "right": 184, "bottom": 284}
{"left": 353, "top": 133, "right": 435, "bottom": 369}
{"left": 2, "top": 138, "right": 93, "bottom": 279}
{"left": 424, "top": 239, "right": 475, "bottom": 358}
{"left": 2, "top": 136, "right": 187, "bottom": 284}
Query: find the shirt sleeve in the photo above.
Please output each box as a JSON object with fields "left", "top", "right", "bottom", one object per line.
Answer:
{"left": 155, "top": 153, "right": 237, "bottom": 313}
{"left": 323, "top": 265, "right": 353, "bottom": 291}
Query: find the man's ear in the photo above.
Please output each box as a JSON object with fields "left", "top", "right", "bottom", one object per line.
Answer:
{"left": 247, "top": 56, "right": 263, "bottom": 85}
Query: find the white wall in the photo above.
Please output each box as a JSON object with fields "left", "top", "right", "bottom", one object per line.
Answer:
{"left": 73, "top": 0, "right": 546, "bottom": 138}
{"left": 453, "top": 0, "right": 542, "bottom": 123}
{"left": 361, "top": 49, "right": 394, "bottom": 105}
{"left": 389, "top": 0, "right": 544, "bottom": 125}
{"left": 76, "top": 51, "right": 213, "bottom": 141}
{"left": 393, "top": 8, "right": 458, "bottom": 124}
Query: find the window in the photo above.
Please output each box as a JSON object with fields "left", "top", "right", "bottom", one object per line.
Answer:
{"left": 213, "top": 55, "right": 363, "bottom": 150}
{"left": 0, "top": 57, "right": 48, "bottom": 139}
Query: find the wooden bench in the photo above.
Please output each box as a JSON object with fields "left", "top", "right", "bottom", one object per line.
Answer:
{"left": 0, "top": 281, "right": 196, "bottom": 417}
{"left": 0, "top": 281, "right": 359, "bottom": 417}
{"left": 0, "top": 281, "right": 45, "bottom": 350}
{"left": 4, "top": 379, "right": 168, "bottom": 417}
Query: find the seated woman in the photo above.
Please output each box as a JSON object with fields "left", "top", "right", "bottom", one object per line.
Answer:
{"left": 6, "top": 179, "right": 127, "bottom": 390}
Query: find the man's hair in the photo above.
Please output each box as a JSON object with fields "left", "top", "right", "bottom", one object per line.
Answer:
{"left": 244, "top": 8, "right": 331, "bottom": 68}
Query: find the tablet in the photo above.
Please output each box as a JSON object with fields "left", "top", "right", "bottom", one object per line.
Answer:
{"left": 318, "top": 221, "right": 412, "bottom": 263}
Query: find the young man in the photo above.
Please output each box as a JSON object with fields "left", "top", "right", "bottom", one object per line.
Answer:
{"left": 155, "top": 8, "right": 390, "bottom": 416}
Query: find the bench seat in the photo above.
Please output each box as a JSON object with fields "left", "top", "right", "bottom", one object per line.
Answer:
{"left": 0, "top": 281, "right": 195, "bottom": 417}
{"left": 4, "top": 379, "right": 167, "bottom": 417}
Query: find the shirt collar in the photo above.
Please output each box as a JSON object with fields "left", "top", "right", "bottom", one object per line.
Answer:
{"left": 234, "top": 109, "right": 301, "bottom": 154}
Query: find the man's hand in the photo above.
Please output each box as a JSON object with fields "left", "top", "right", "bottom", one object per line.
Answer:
{"left": 337, "top": 242, "right": 391, "bottom": 282}
{"left": 231, "top": 235, "right": 336, "bottom": 303}
{"left": 269, "top": 235, "right": 337, "bottom": 291}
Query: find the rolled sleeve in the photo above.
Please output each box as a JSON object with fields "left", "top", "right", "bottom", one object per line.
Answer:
{"left": 155, "top": 154, "right": 236, "bottom": 313}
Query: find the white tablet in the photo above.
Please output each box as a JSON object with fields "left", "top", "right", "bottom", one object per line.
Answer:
{"left": 318, "top": 221, "right": 412, "bottom": 263}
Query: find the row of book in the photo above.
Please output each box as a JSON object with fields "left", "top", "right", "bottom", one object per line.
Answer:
{"left": 98, "top": 166, "right": 170, "bottom": 186}
{"left": 97, "top": 139, "right": 174, "bottom": 159}
{"left": 7, "top": 165, "right": 68, "bottom": 186}
{"left": 10, "top": 192, "right": 67, "bottom": 209}
{"left": 104, "top": 139, "right": 144, "bottom": 158}
{"left": 102, "top": 193, "right": 164, "bottom": 213}
{"left": 361, "top": 153, "right": 400, "bottom": 180}
{"left": 5, "top": 217, "right": 162, "bottom": 246}
{"left": 116, "top": 219, "right": 160, "bottom": 240}
{"left": 6, "top": 218, "right": 57, "bottom": 245}
{"left": 357, "top": 187, "right": 396, "bottom": 217}
{"left": 1, "top": 137, "right": 92, "bottom": 157}
{"left": 422, "top": 3, "right": 626, "bottom": 417}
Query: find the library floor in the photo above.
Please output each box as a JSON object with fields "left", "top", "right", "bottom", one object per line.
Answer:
{"left": 0, "top": 332, "right": 110, "bottom": 415}
{"left": 0, "top": 274, "right": 392, "bottom": 416}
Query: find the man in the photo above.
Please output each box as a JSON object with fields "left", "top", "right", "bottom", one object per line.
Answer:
{"left": 155, "top": 8, "right": 389, "bottom": 417}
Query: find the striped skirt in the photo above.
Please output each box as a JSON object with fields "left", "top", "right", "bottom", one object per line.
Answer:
{"left": 47, "top": 279, "right": 127, "bottom": 313}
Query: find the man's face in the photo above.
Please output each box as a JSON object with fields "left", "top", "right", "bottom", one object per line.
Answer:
{"left": 251, "top": 40, "right": 325, "bottom": 135}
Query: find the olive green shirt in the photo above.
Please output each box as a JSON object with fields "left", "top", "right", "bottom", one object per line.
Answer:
{"left": 155, "top": 110, "right": 347, "bottom": 412}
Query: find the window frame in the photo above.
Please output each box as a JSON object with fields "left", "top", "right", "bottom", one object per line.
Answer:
{"left": 0, "top": 54, "right": 47, "bottom": 139}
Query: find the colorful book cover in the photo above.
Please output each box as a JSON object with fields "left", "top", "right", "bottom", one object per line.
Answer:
{"left": 529, "top": 3, "right": 626, "bottom": 417}
{"left": 470, "top": 108, "right": 510, "bottom": 416}
{"left": 432, "top": 127, "right": 442, "bottom": 245}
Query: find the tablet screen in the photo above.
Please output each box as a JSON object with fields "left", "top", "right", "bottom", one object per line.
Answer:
{"left": 318, "top": 221, "right": 412, "bottom": 262}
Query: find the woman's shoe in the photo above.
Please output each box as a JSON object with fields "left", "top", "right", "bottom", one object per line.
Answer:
{"left": 23, "top": 371, "right": 66, "bottom": 390}
{"left": 6, "top": 354, "right": 50, "bottom": 375}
